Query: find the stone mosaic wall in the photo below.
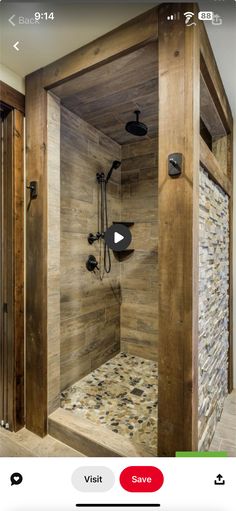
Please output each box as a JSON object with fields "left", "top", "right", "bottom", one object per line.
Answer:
{"left": 198, "top": 167, "right": 229, "bottom": 451}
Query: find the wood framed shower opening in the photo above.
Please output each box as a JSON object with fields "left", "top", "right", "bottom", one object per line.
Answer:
{"left": 25, "top": 3, "right": 233, "bottom": 455}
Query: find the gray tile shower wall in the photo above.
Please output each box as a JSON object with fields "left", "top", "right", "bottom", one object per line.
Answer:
{"left": 120, "top": 139, "right": 158, "bottom": 361}
{"left": 60, "top": 106, "right": 121, "bottom": 390}
{"left": 198, "top": 167, "right": 229, "bottom": 450}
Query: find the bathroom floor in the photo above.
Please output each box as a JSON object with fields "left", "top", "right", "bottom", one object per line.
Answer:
{"left": 60, "top": 352, "right": 158, "bottom": 451}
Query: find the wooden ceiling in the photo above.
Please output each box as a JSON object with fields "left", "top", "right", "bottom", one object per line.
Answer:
{"left": 53, "top": 43, "right": 158, "bottom": 145}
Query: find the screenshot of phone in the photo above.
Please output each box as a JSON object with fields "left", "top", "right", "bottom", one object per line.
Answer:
{"left": 0, "top": 0, "right": 235, "bottom": 510}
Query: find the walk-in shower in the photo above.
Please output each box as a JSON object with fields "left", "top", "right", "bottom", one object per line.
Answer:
{"left": 57, "top": 41, "right": 158, "bottom": 457}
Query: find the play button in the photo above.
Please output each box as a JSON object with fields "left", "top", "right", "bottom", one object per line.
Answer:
{"left": 114, "top": 232, "right": 124, "bottom": 244}
{"left": 104, "top": 223, "right": 132, "bottom": 252}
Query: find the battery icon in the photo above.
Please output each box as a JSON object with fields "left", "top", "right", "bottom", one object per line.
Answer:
{"left": 198, "top": 11, "right": 213, "bottom": 21}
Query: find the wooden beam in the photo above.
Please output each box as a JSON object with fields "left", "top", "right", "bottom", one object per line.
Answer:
{"left": 158, "top": 3, "right": 199, "bottom": 456}
{"left": 200, "top": 118, "right": 212, "bottom": 150}
{"left": 200, "top": 24, "right": 233, "bottom": 134}
{"left": 3, "top": 111, "right": 14, "bottom": 430}
{"left": 0, "top": 108, "right": 24, "bottom": 431}
{"left": 0, "top": 81, "right": 25, "bottom": 114}
{"left": 200, "top": 137, "right": 231, "bottom": 197}
{"left": 25, "top": 71, "right": 48, "bottom": 437}
{"left": 41, "top": 7, "right": 158, "bottom": 90}
{"left": 12, "top": 109, "right": 25, "bottom": 430}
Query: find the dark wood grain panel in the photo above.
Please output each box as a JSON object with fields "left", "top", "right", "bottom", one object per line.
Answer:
{"left": 2, "top": 111, "right": 14, "bottom": 429}
{"left": 0, "top": 81, "right": 25, "bottom": 114}
{"left": 25, "top": 71, "right": 48, "bottom": 437}
{"left": 0, "top": 107, "right": 24, "bottom": 431}
{"left": 12, "top": 109, "right": 24, "bottom": 430}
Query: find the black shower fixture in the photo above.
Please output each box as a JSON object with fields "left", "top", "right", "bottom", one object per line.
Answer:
{"left": 86, "top": 255, "right": 99, "bottom": 272}
{"left": 105, "top": 160, "right": 121, "bottom": 183}
{"left": 125, "top": 110, "right": 148, "bottom": 137}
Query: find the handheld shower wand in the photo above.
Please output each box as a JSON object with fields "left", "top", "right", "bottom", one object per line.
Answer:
{"left": 91, "top": 160, "right": 121, "bottom": 277}
{"left": 105, "top": 160, "right": 121, "bottom": 183}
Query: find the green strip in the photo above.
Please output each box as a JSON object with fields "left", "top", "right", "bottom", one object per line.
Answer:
{"left": 176, "top": 451, "right": 227, "bottom": 457}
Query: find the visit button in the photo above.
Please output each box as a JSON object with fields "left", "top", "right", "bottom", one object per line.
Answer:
{"left": 120, "top": 466, "right": 164, "bottom": 492}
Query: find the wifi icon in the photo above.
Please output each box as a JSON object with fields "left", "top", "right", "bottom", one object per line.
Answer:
{"left": 184, "top": 11, "right": 196, "bottom": 26}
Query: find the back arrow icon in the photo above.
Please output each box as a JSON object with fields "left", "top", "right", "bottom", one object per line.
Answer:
{"left": 9, "top": 15, "right": 16, "bottom": 27}
{"left": 13, "top": 41, "right": 20, "bottom": 52}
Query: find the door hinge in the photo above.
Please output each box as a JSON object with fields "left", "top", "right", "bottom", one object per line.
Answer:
{"left": 3, "top": 303, "right": 8, "bottom": 313}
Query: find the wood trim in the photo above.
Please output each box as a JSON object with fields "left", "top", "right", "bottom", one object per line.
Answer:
{"left": 200, "top": 118, "right": 212, "bottom": 150}
{"left": 200, "top": 136, "right": 232, "bottom": 197}
{"left": 158, "top": 3, "right": 199, "bottom": 456}
{"left": 41, "top": 7, "right": 158, "bottom": 90}
{"left": 3, "top": 111, "right": 14, "bottom": 430}
{"left": 12, "top": 109, "right": 25, "bottom": 430}
{"left": 200, "top": 25, "right": 233, "bottom": 134}
{"left": 0, "top": 81, "right": 25, "bottom": 114}
{"left": 25, "top": 71, "right": 48, "bottom": 437}
{"left": 0, "top": 109, "right": 24, "bottom": 431}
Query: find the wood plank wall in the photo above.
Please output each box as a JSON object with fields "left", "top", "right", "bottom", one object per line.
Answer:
{"left": 47, "top": 93, "right": 61, "bottom": 414}
{"left": 120, "top": 139, "right": 158, "bottom": 361}
{"left": 60, "top": 106, "right": 121, "bottom": 390}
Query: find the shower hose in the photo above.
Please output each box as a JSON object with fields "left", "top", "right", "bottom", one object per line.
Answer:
{"left": 99, "top": 175, "right": 111, "bottom": 276}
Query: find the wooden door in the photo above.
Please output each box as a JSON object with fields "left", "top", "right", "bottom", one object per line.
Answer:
{"left": 0, "top": 101, "right": 24, "bottom": 431}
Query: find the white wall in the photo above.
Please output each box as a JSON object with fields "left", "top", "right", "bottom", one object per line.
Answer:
{"left": 0, "top": 64, "right": 25, "bottom": 94}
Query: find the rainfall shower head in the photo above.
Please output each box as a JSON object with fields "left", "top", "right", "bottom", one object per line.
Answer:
{"left": 125, "top": 110, "right": 148, "bottom": 137}
{"left": 106, "top": 160, "right": 121, "bottom": 183}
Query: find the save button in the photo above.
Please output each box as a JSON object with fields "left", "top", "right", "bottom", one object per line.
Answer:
{"left": 120, "top": 466, "right": 164, "bottom": 492}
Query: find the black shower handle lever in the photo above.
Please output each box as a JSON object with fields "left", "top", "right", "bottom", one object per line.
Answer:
{"left": 86, "top": 255, "right": 100, "bottom": 272}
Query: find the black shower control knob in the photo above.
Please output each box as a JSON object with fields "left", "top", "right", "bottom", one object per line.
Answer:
{"left": 86, "top": 255, "right": 99, "bottom": 272}
{"left": 168, "top": 153, "right": 182, "bottom": 177}
{"left": 88, "top": 232, "right": 102, "bottom": 245}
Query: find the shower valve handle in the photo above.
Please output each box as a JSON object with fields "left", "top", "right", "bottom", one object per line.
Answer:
{"left": 88, "top": 232, "right": 102, "bottom": 245}
{"left": 86, "top": 255, "right": 99, "bottom": 272}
